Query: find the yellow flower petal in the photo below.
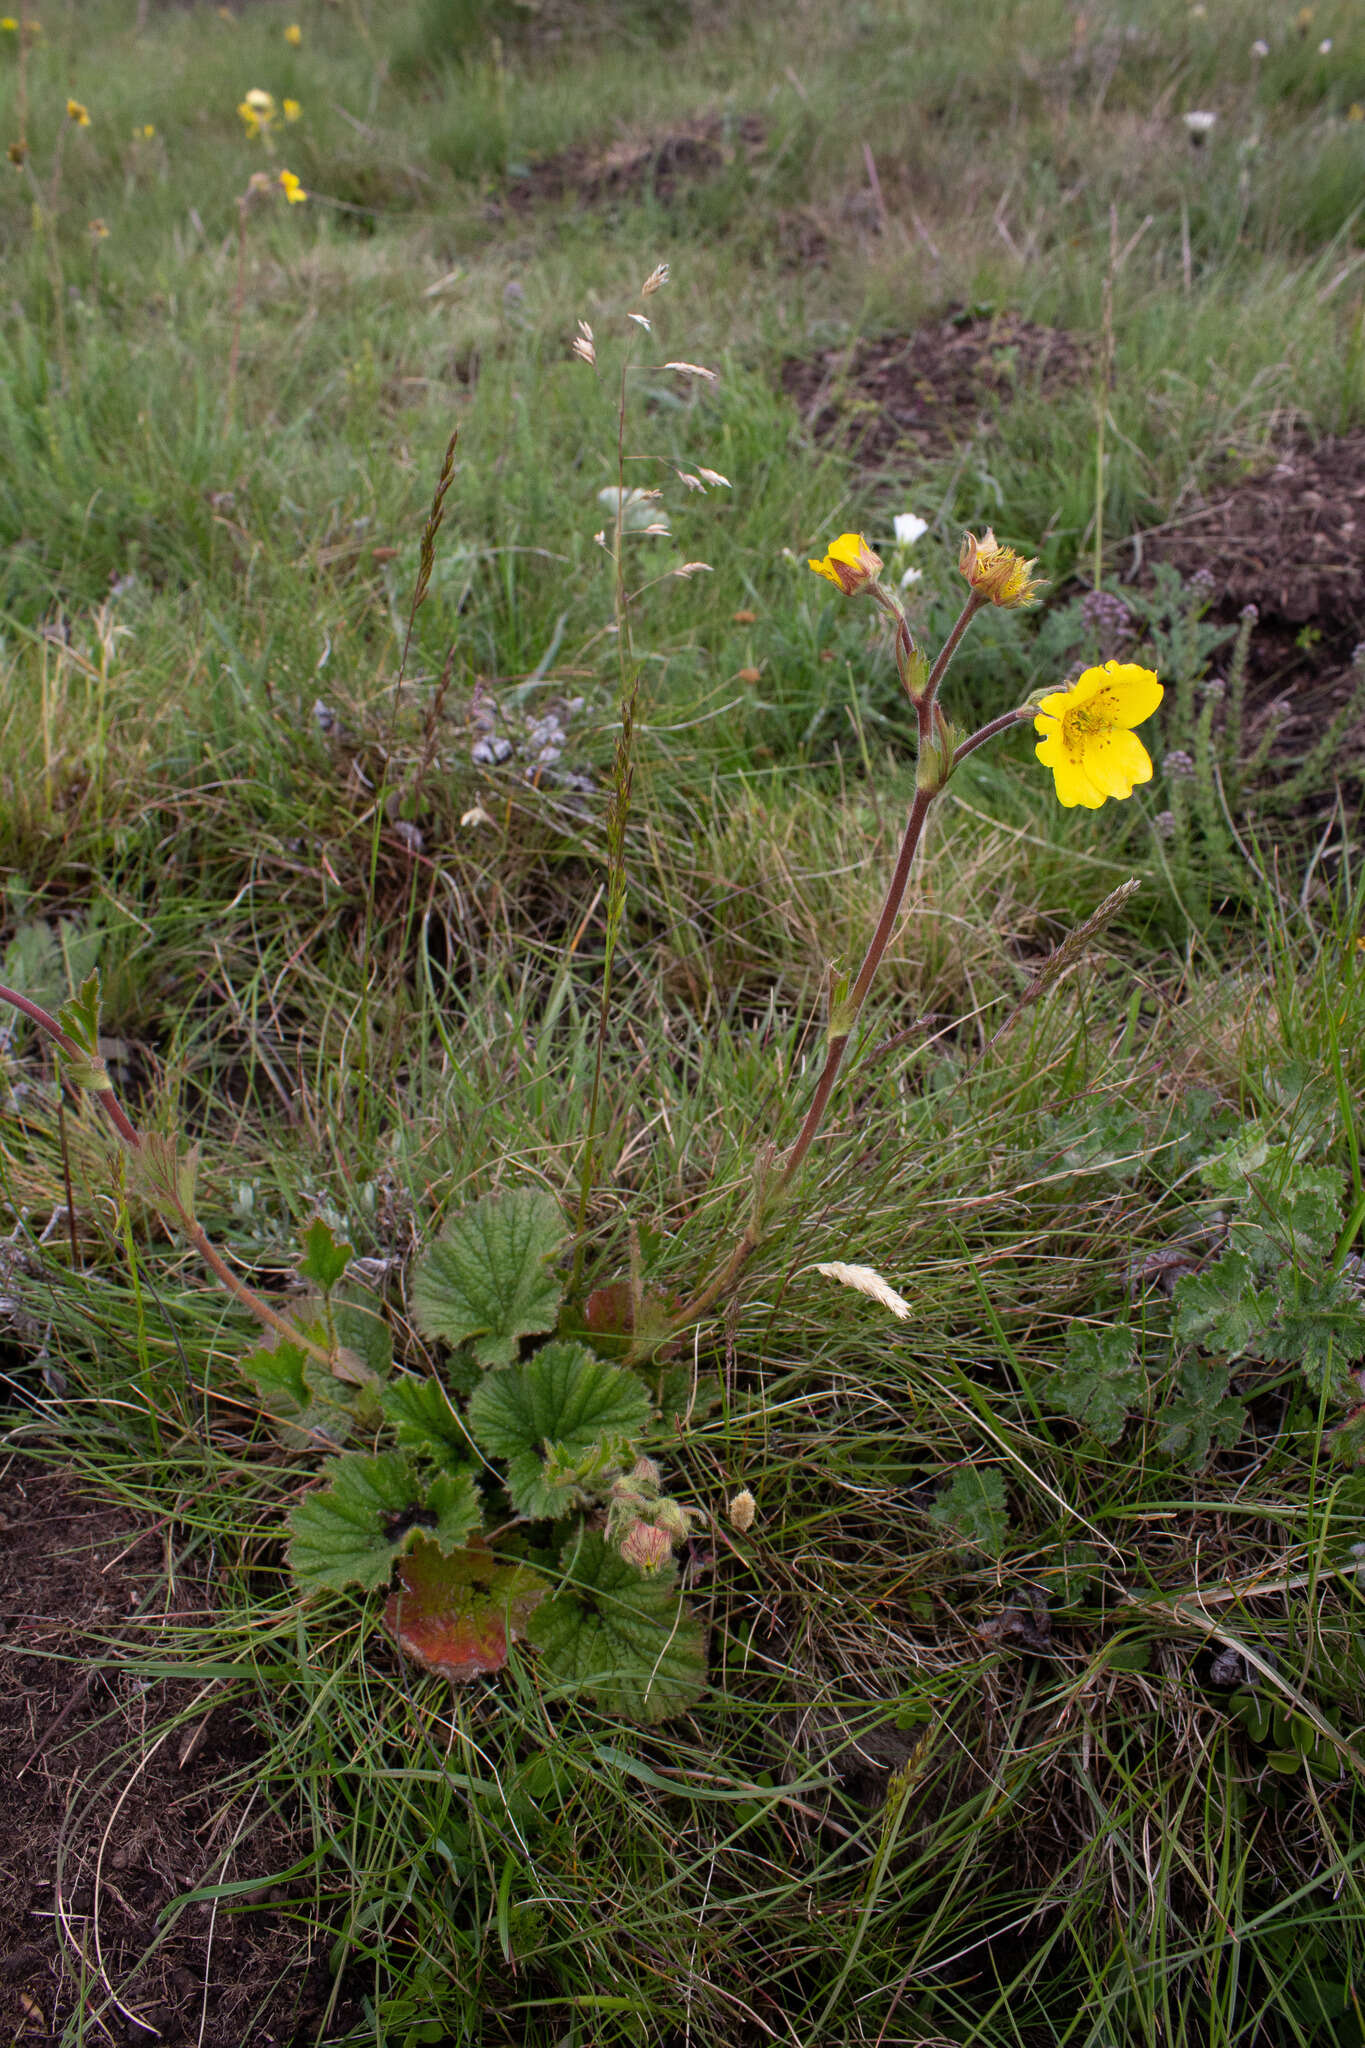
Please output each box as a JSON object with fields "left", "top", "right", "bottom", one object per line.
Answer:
{"left": 807, "top": 531, "right": 883, "bottom": 596}
{"left": 1033, "top": 659, "right": 1162, "bottom": 807}
{"left": 1079, "top": 728, "right": 1155, "bottom": 799}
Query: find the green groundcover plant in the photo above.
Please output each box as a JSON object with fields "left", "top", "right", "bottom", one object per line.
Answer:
{"left": 0, "top": 394, "right": 1192, "bottom": 1721}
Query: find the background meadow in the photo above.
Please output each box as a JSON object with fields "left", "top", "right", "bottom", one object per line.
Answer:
{"left": 2, "top": 0, "right": 1365, "bottom": 2042}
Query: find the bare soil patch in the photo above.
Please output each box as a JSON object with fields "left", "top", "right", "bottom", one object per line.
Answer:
{"left": 1140, "top": 430, "right": 1365, "bottom": 639}
{"left": 781, "top": 309, "right": 1086, "bottom": 467}
{"left": 1138, "top": 430, "right": 1365, "bottom": 746}
{"left": 499, "top": 114, "right": 765, "bottom": 213}
{"left": 0, "top": 1461, "right": 352, "bottom": 2046}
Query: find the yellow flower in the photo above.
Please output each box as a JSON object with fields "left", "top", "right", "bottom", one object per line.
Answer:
{"left": 284, "top": 21, "right": 301, "bottom": 43}
{"left": 958, "top": 528, "right": 1044, "bottom": 609}
{"left": 1350, "top": 104, "right": 1364, "bottom": 122}
{"left": 0, "top": 18, "right": 17, "bottom": 29}
{"left": 808, "top": 531, "right": 883, "bottom": 597}
{"left": 136, "top": 122, "right": 155, "bottom": 138}
{"left": 283, "top": 97, "right": 301, "bottom": 121}
{"left": 66, "top": 97, "right": 90, "bottom": 126}
{"left": 279, "top": 166, "right": 306, "bottom": 203}
{"left": 1033, "top": 661, "right": 1163, "bottom": 809}
{"left": 237, "top": 87, "right": 276, "bottom": 138}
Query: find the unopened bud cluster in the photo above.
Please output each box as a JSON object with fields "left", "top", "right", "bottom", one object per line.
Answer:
{"left": 607, "top": 1456, "right": 699, "bottom": 1573}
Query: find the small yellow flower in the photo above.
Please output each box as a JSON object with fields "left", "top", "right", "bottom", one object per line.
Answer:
{"left": 279, "top": 167, "right": 306, "bottom": 203}
{"left": 88, "top": 216, "right": 109, "bottom": 237}
{"left": 284, "top": 21, "right": 301, "bottom": 43}
{"left": 958, "top": 528, "right": 1044, "bottom": 609}
{"left": 808, "top": 531, "right": 883, "bottom": 597}
{"left": 66, "top": 97, "right": 90, "bottom": 127}
{"left": 1349, "top": 104, "right": 1364, "bottom": 122}
{"left": 283, "top": 97, "right": 301, "bottom": 121}
{"left": 135, "top": 122, "right": 155, "bottom": 139}
{"left": 1033, "top": 661, "right": 1163, "bottom": 809}
{"left": 237, "top": 87, "right": 276, "bottom": 139}
{"left": 0, "top": 18, "right": 17, "bottom": 30}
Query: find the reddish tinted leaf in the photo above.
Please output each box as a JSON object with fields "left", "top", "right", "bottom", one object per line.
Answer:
{"left": 583, "top": 1281, "right": 635, "bottom": 1338}
{"left": 384, "top": 1538, "right": 549, "bottom": 1684}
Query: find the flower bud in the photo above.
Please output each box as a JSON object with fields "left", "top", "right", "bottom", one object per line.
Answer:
{"left": 727, "top": 1488, "right": 757, "bottom": 1533}
{"left": 619, "top": 1521, "right": 674, "bottom": 1573}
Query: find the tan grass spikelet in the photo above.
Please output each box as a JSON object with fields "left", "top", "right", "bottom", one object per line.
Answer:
{"left": 813, "top": 1262, "right": 912, "bottom": 1320}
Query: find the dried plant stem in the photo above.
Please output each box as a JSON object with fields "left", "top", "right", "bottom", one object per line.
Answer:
{"left": 572, "top": 342, "right": 643, "bottom": 1291}
{"left": 225, "top": 194, "right": 249, "bottom": 420}
{"left": 0, "top": 981, "right": 341, "bottom": 1371}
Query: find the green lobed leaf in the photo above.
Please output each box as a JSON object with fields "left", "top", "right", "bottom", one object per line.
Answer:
{"left": 467, "top": 1340, "right": 650, "bottom": 1460}
{"left": 381, "top": 1374, "right": 475, "bottom": 1465}
{"left": 287, "top": 1451, "right": 482, "bottom": 1593}
{"left": 411, "top": 1188, "right": 565, "bottom": 1367}
{"left": 298, "top": 1217, "right": 353, "bottom": 1292}
{"left": 1157, "top": 1359, "right": 1246, "bottom": 1468}
{"left": 1174, "top": 1251, "right": 1277, "bottom": 1359}
{"left": 1260, "top": 1273, "right": 1365, "bottom": 1392}
{"left": 241, "top": 1335, "right": 361, "bottom": 1452}
{"left": 928, "top": 1467, "right": 1009, "bottom": 1556}
{"left": 1042, "top": 1323, "right": 1145, "bottom": 1446}
{"left": 527, "top": 1529, "right": 705, "bottom": 1723}
{"left": 466, "top": 1342, "right": 651, "bottom": 1518}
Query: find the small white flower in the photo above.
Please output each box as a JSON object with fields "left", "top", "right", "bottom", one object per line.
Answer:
{"left": 1318, "top": 37, "right": 1332, "bottom": 53}
{"left": 893, "top": 512, "right": 929, "bottom": 547}
{"left": 1183, "top": 110, "right": 1218, "bottom": 135}
{"left": 899, "top": 566, "right": 924, "bottom": 589}
{"left": 1250, "top": 38, "right": 1269, "bottom": 56}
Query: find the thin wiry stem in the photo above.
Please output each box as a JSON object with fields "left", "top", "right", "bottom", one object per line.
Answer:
{"left": 670, "top": 589, "right": 1002, "bottom": 1331}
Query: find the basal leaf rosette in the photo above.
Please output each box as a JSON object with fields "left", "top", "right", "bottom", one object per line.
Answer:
{"left": 287, "top": 1450, "right": 482, "bottom": 1592}
{"left": 528, "top": 1530, "right": 706, "bottom": 1723}
{"left": 410, "top": 1187, "right": 565, "bottom": 1367}
{"left": 466, "top": 1341, "right": 651, "bottom": 1519}
{"left": 1033, "top": 661, "right": 1163, "bottom": 809}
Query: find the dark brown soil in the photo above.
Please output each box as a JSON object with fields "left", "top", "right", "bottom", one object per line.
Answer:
{"left": 1139, "top": 429, "right": 1365, "bottom": 639}
{"left": 1138, "top": 430, "right": 1365, "bottom": 744}
{"left": 781, "top": 309, "right": 1086, "bottom": 467}
{"left": 499, "top": 114, "right": 766, "bottom": 213}
{"left": 0, "top": 1462, "right": 354, "bottom": 2046}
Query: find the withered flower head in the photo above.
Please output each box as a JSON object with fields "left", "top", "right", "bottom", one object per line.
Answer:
{"left": 958, "top": 528, "right": 1045, "bottom": 609}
